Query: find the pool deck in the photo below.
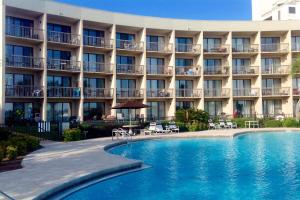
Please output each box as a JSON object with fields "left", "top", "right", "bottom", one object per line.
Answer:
{"left": 1, "top": 128, "right": 300, "bottom": 200}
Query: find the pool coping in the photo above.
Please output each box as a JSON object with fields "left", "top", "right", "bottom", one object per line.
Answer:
{"left": 1, "top": 128, "right": 300, "bottom": 200}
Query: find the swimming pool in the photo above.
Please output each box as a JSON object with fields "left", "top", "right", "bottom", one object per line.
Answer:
{"left": 63, "top": 132, "right": 300, "bottom": 200}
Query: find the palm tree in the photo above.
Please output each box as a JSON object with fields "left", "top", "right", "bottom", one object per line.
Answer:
{"left": 291, "top": 56, "right": 300, "bottom": 77}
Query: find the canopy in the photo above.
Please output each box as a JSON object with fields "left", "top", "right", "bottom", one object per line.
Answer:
{"left": 112, "top": 101, "right": 150, "bottom": 109}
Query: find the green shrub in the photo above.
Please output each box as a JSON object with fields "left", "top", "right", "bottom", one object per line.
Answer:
{"left": 187, "top": 122, "right": 200, "bottom": 132}
{"left": 24, "top": 136, "right": 40, "bottom": 151}
{"left": 176, "top": 122, "right": 188, "bottom": 132}
{"left": 0, "top": 148, "right": 4, "bottom": 162}
{"left": 264, "top": 119, "right": 283, "bottom": 128}
{"left": 232, "top": 118, "right": 254, "bottom": 128}
{"left": 0, "top": 127, "right": 12, "bottom": 141}
{"left": 282, "top": 118, "right": 299, "bottom": 127}
{"left": 63, "top": 128, "right": 82, "bottom": 142}
{"left": 6, "top": 146, "right": 18, "bottom": 160}
{"left": 188, "top": 109, "right": 209, "bottom": 123}
{"left": 9, "top": 137, "right": 27, "bottom": 155}
{"left": 175, "top": 110, "right": 186, "bottom": 122}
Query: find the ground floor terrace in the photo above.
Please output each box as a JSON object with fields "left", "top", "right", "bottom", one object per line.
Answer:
{"left": 0, "top": 128, "right": 300, "bottom": 200}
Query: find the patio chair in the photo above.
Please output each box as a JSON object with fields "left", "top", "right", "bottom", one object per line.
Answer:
{"left": 144, "top": 122, "right": 157, "bottom": 135}
{"left": 166, "top": 121, "right": 180, "bottom": 133}
{"left": 117, "top": 113, "right": 125, "bottom": 122}
{"left": 219, "top": 121, "right": 229, "bottom": 129}
{"left": 155, "top": 124, "right": 171, "bottom": 134}
{"left": 226, "top": 121, "right": 237, "bottom": 129}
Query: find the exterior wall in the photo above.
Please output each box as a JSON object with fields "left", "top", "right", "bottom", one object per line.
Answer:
{"left": 0, "top": 0, "right": 5, "bottom": 124}
{"left": 4, "top": 0, "right": 300, "bottom": 122}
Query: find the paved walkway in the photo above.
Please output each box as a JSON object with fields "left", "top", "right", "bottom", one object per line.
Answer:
{"left": 0, "top": 128, "right": 300, "bottom": 200}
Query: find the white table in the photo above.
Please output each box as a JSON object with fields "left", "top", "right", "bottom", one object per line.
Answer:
{"left": 245, "top": 121, "right": 259, "bottom": 128}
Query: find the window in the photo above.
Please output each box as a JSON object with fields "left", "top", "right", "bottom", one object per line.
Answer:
{"left": 292, "top": 36, "right": 300, "bottom": 51}
{"left": 176, "top": 37, "right": 193, "bottom": 52}
{"left": 234, "top": 100, "right": 253, "bottom": 117}
{"left": 289, "top": 7, "right": 296, "bottom": 14}
{"left": 5, "top": 102, "right": 39, "bottom": 122}
{"left": 83, "top": 28, "right": 105, "bottom": 46}
{"left": 47, "top": 49, "right": 71, "bottom": 60}
{"left": 47, "top": 23, "right": 71, "bottom": 33}
{"left": 116, "top": 32, "right": 135, "bottom": 48}
{"left": 261, "top": 37, "right": 280, "bottom": 52}
{"left": 83, "top": 53, "right": 104, "bottom": 72}
{"left": 47, "top": 103, "right": 71, "bottom": 122}
{"left": 232, "top": 38, "right": 250, "bottom": 52}
{"left": 146, "top": 35, "right": 165, "bottom": 51}
{"left": 83, "top": 102, "right": 105, "bottom": 121}
{"left": 176, "top": 80, "right": 193, "bottom": 90}
{"left": 293, "top": 78, "right": 300, "bottom": 88}
{"left": 233, "top": 79, "right": 251, "bottom": 89}
{"left": 203, "top": 38, "right": 221, "bottom": 51}
{"left": 176, "top": 101, "right": 194, "bottom": 110}
{"left": 232, "top": 58, "right": 251, "bottom": 73}
{"left": 263, "top": 100, "right": 282, "bottom": 116}
{"left": 6, "top": 16, "right": 34, "bottom": 38}
{"left": 116, "top": 55, "right": 135, "bottom": 72}
{"left": 204, "top": 59, "right": 222, "bottom": 73}
{"left": 6, "top": 44, "right": 33, "bottom": 67}
{"left": 147, "top": 57, "right": 164, "bottom": 74}
{"left": 262, "top": 78, "right": 281, "bottom": 88}
{"left": 5, "top": 73, "right": 33, "bottom": 86}
{"left": 116, "top": 79, "right": 136, "bottom": 98}
{"left": 204, "top": 101, "right": 222, "bottom": 116}
{"left": 147, "top": 80, "right": 165, "bottom": 90}
{"left": 147, "top": 102, "right": 165, "bottom": 120}
{"left": 261, "top": 58, "right": 281, "bottom": 72}
{"left": 176, "top": 58, "right": 193, "bottom": 66}
{"left": 83, "top": 78, "right": 105, "bottom": 88}
{"left": 204, "top": 80, "right": 222, "bottom": 96}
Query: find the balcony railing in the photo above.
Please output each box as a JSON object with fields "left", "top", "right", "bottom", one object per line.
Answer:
{"left": 6, "top": 24, "right": 44, "bottom": 40}
{"left": 204, "top": 66, "right": 230, "bottom": 75}
{"left": 116, "top": 39, "right": 144, "bottom": 51}
{"left": 292, "top": 44, "right": 300, "bottom": 52}
{"left": 147, "top": 89, "right": 173, "bottom": 98}
{"left": 175, "top": 44, "right": 201, "bottom": 53}
{"left": 83, "top": 36, "right": 114, "bottom": 48}
{"left": 116, "top": 64, "right": 143, "bottom": 75}
{"left": 232, "top": 44, "right": 259, "bottom": 53}
{"left": 83, "top": 62, "right": 113, "bottom": 73}
{"left": 84, "top": 88, "right": 114, "bottom": 98}
{"left": 146, "top": 65, "right": 173, "bottom": 75}
{"left": 262, "top": 87, "right": 290, "bottom": 96}
{"left": 175, "top": 66, "right": 201, "bottom": 76}
{"left": 5, "top": 85, "right": 44, "bottom": 98}
{"left": 116, "top": 89, "right": 144, "bottom": 98}
{"left": 233, "top": 88, "right": 260, "bottom": 97}
{"left": 261, "top": 43, "right": 289, "bottom": 53}
{"left": 204, "top": 44, "right": 230, "bottom": 54}
{"left": 261, "top": 65, "right": 290, "bottom": 75}
{"left": 47, "top": 31, "right": 81, "bottom": 45}
{"left": 6, "top": 55, "right": 44, "bottom": 69}
{"left": 146, "top": 42, "right": 173, "bottom": 52}
{"left": 47, "top": 59, "right": 81, "bottom": 72}
{"left": 233, "top": 66, "right": 259, "bottom": 75}
{"left": 293, "top": 88, "right": 300, "bottom": 95}
{"left": 176, "top": 89, "right": 202, "bottom": 98}
{"left": 47, "top": 87, "right": 81, "bottom": 98}
{"left": 204, "top": 89, "right": 230, "bottom": 98}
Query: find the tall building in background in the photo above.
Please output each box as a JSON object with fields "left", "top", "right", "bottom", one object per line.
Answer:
{"left": 252, "top": 0, "right": 300, "bottom": 20}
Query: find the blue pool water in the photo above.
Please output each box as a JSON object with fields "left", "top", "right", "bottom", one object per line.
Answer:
{"left": 63, "top": 132, "right": 300, "bottom": 200}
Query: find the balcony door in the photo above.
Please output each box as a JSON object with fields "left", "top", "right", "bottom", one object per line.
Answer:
{"left": 147, "top": 57, "right": 164, "bottom": 74}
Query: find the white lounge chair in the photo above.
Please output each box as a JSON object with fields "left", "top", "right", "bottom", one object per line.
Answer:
{"left": 144, "top": 122, "right": 157, "bottom": 135}
{"left": 226, "top": 121, "right": 237, "bottom": 129}
{"left": 166, "top": 121, "right": 180, "bottom": 133}
{"left": 155, "top": 124, "right": 171, "bottom": 134}
{"left": 112, "top": 128, "right": 129, "bottom": 140}
{"left": 117, "top": 113, "right": 125, "bottom": 122}
{"left": 219, "top": 121, "right": 229, "bottom": 129}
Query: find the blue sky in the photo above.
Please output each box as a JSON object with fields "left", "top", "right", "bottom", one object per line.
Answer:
{"left": 56, "top": 0, "right": 252, "bottom": 20}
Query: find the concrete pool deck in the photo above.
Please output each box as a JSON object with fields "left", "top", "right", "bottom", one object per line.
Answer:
{"left": 1, "top": 128, "right": 300, "bottom": 200}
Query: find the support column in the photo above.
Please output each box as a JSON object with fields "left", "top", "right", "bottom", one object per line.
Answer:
{"left": 77, "top": 19, "right": 84, "bottom": 121}
{"left": 140, "top": 27, "right": 147, "bottom": 119}
{"left": 111, "top": 24, "right": 117, "bottom": 117}
{"left": 168, "top": 30, "right": 176, "bottom": 118}
{"left": 41, "top": 13, "right": 48, "bottom": 121}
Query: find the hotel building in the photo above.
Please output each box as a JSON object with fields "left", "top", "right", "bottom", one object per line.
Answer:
{"left": 1, "top": 0, "right": 300, "bottom": 123}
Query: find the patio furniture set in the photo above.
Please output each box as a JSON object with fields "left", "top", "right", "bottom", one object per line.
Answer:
{"left": 208, "top": 119, "right": 238, "bottom": 129}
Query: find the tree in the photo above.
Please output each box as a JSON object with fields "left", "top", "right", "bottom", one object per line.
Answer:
{"left": 291, "top": 56, "right": 300, "bottom": 77}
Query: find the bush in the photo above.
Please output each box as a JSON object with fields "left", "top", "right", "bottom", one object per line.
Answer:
{"left": 187, "top": 122, "right": 200, "bottom": 132}
{"left": 9, "top": 137, "right": 27, "bottom": 156}
{"left": 176, "top": 122, "right": 188, "bottom": 132}
{"left": 282, "top": 118, "right": 299, "bottom": 128}
{"left": 264, "top": 119, "right": 282, "bottom": 128}
{"left": 0, "top": 148, "right": 4, "bottom": 162}
{"left": 0, "top": 127, "right": 12, "bottom": 141}
{"left": 175, "top": 110, "right": 186, "bottom": 122}
{"left": 63, "top": 128, "right": 82, "bottom": 142}
{"left": 24, "top": 136, "right": 40, "bottom": 151}
{"left": 232, "top": 118, "right": 254, "bottom": 128}
{"left": 6, "top": 146, "right": 18, "bottom": 160}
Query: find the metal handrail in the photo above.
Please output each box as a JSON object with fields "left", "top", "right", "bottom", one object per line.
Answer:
{"left": 204, "top": 66, "right": 230, "bottom": 75}
{"left": 147, "top": 89, "right": 173, "bottom": 98}
{"left": 233, "top": 66, "right": 259, "bottom": 75}
{"left": 261, "top": 43, "right": 289, "bottom": 52}
{"left": 84, "top": 88, "right": 114, "bottom": 98}
{"left": 262, "top": 87, "right": 290, "bottom": 96}
{"left": 6, "top": 55, "right": 44, "bottom": 69}
{"left": 146, "top": 42, "right": 173, "bottom": 52}
{"left": 47, "top": 30, "right": 81, "bottom": 45}
{"left": 175, "top": 43, "right": 201, "bottom": 53}
{"left": 175, "top": 66, "right": 201, "bottom": 76}
{"left": 83, "top": 36, "right": 114, "bottom": 48}
{"left": 116, "top": 64, "right": 144, "bottom": 74}
{"left": 47, "top": 87, "right": 81, "bottom": 98}
{"left": 6, "top": 24, "right": 44, "bottom": 40}
{"left": 5, "top": 85, "right": 44, "bottom": 97}
{"left": 204, "top": 88, "right": 230, "bottom": 97}
{"left": 176, "top": 89, "right": 202, "bottom": 98}
{"left": 204, "top": 44, "right": 230, "bottom": 53}
{"left": 233, "top": 88, "right": 260, "bottom": 97}
{"left": 47, "top": 59, "right": 81, "bottom": 71}
{"left": 116, "top": 89, "right": 144, "bottom": 98}
{"left": 146, "top": 65, "right": 173, "bottom": 75}
{"left": 232, "top": 44, "right": 259, "bottom": 53}
{"left": 116, "top": 39, "right": 144, "bottom": 51}
{"left": 261, "top": 65, "right": 290, "bottom": 74}
{"left": 83, "top": 62, "right": 113, "bottom": 73}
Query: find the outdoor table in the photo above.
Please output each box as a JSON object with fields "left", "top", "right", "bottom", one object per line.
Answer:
{"left": 123, "top": 125, "right": 139, "bottom": 135}
{"left": 245, "top": 121, "right": 259, "bottom": 128}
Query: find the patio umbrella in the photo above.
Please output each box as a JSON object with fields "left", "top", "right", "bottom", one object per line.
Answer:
{"left": 112, "top": 101, "right": 150, "bottom": 126}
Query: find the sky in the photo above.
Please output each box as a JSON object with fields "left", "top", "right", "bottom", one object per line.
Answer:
{"left": 55, "top": 0, "right": 252, "bottom": 20}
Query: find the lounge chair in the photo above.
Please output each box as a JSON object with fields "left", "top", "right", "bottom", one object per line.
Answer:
{"left": 166, "top": 121, "right": 180, "bottom": 133}
{"left": 117, "top": 113, "right": 125, "bottom": 122}
{"left": 156, "top": 124, "right": 171, "bottom": 134}
{"left": 219, "top": 121, "right": 229, "bottom": 129}
{"left": 226, "top": 121, "right": 237, "bottom": 129}
{"left": 112, "top": 128, "right": 129, "bottom": 140}
{"left": 144, "top": 122, "right": 157, "bottom": 135}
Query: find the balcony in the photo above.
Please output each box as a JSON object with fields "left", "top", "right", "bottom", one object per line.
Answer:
{"left": 232, "top": 44, "right": 259, "bottom": 54}
{"left": 204, "top": 89, "right": 230, "bottom": 98}
{"left": 146, "top": 65, "right": 173, "bottom": 76}
{"left": 6, "top": 55, "right": 44, "bottom": 70}
{"left": 293, "top": 88, "right": 300, "bottom": 96}
{"left": 233, "top": 88, "right": 260, "bottom": 97}
{"left": 147, "top": 89, "right": 173, "bottom": 98}
{"left": 6, "top": 24, "right": 44, "bottom": 42}
{"left": 204, "top": 44, "right": 230, "bottom": 54}
{"left": 47, "top": 59, "right": 81, "bottom": 72}
{"left": 116, "top": 64, "right": 144, "bottom": 75}
{"left": 261, "top": 43, "right": 289, "bottom": 53}
{"left": 47, "top": 87, "right": 81, "bottom": 98}
{"left": 203, "top": 66, "right": 230, "bottom": 77}
{"left": 261, "top": 65, "right": 290, "bottom": 76}
{"left": 83, "top": 62, "right": 113, "bottom": 74}
{"left": 292, "top": 44, "right": 300, "bottom": 52}
{"left": 47, "top": 31, "right": 81, "bottom": 46}
{"left": 84, "top": 88, "right": 114, "bottom": 99}
{"left": 146, "top": 42, "right": 173, "bottom": 53}
{"left": 175, "top": 44, "right": 201, "bottom": 54}
{"left": 116, "top": 89, "right": 144, "bottom": 99}
{"left": 5, "top": 85, "right": 44, "bottom": 98}
{"left": 233, "top": 66, "right": 259, "bottom": 77}
{"left": 176, "top": 89, "right": 202, "bottom": 98}
{"left": 116, "top": 40, "right": 144, "bottom": 51}
{"left": 83, "top": 36, "right": 114, "bottom": 49}
{"left": 262, "top": 87, "right": 290, "bottom": 97}
{"left": 175, "top": 66, "right": 201, "bottom": 77}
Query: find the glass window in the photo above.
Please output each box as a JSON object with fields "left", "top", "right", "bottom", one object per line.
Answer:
{"left": 233, "top": 100, "right": 253, "bottom": 117}
{"left": 292, "top": 36, "right": 300, "bottom": 51}
{"left": 5, "top": 102, "right": 37, "bottom": 122}
{"left": 204, "top": 38, "right": 221, "bottom": 51}
{"left": 83, "top": 102, "right": 105, "bottom": 121}
{"left": 146, "top": 35, "right": 165, "bottom": 51}
{"left": 47, "top": 76, "right": 71, "bottom": 87}
{"left": 83, "top": 78, "right": 105, "bottom": 88}
{"left": 204, "top": 59, "right": 222, "bottom": 72}
{"left": 147, "top": 102, "right": 165, "bottom": 120}
{"left": 232, "top": 38, "right": 250, "bottom": 52}
{"left": 233, "top": 79, "right": 251, "bottom": 89}
{"left": 47, "top": 103, "right": 71, "bottom": 122}
{"left": 6, "top": 16, "right": 34, "bottom": 37}
{"left": 262, "top": 78, "right": 281, "bottom": 88}
{"left": 5, "top": 73, "right": 33, "bottom": 86}
{"left": 176, "top": 58, "right": 193, "bottom": 66}
{"left": 261, "top": 58, "right": 281, "bottom": 72}
{"left": 147, "top": 57, "right": 164, "bottom": 74}
{"left": 147, "top": 80, "right": 165, "bottom": 90}
{"left": 204, "top": 101, "right": 222, "bottom": 116}
{"left": 47, "top": 23, "right": 71, "bottom": 33}
{"left": 176, "top": 101, "right": 194, "bottom": 110}
{"left": 263, "top": 100, "right": 282, "bottom": 116}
